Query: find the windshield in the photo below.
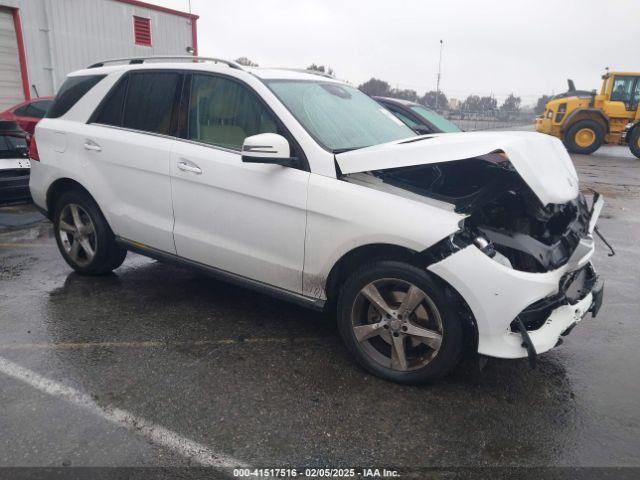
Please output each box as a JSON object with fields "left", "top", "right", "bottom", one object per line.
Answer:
{"left": 409, "top": 105, "right": 461, "bottom": 133}
{"left": 266, "top": 80, "right": 414, "bottom": 152}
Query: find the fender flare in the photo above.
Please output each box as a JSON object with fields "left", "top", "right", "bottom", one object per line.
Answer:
{"left": 561, "top": 108, "right": 610, "bottom": 133}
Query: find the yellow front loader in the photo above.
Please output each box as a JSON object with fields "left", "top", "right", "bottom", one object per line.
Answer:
{"left": 536, "top": 71, "right": 640, "bottom": 158}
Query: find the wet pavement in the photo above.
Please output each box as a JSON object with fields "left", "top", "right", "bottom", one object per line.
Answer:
{"left": 0, "top": 146, "right": 639, "bottom": 472}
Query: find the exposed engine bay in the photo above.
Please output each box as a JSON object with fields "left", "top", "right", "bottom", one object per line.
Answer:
{"left": 345, "top": 153, "right": 594, "bottom": 273}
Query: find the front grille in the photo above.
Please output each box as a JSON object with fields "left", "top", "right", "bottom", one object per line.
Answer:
{"left": 510, "top": 264, "right": 597, "bottom": 332}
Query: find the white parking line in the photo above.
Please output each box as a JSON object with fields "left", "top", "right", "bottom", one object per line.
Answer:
{"left": 0, "top": 355, "right": 249, "bottom": 469}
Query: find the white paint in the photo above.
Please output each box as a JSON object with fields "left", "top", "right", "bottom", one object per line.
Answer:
{"left": 0, "top": 355, "right": 248, "bottom": 469}
{"left": 335, "top": 130, "right": 580, "bottom": 205}
{"left": 30, "top": 62, "right": 603, "bottom": 365}
{"left": 428, "top": 243, "right": 595, "bottom": 358}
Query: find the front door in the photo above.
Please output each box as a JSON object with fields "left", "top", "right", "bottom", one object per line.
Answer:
{"left": 170, "top": 73, "right": 309, "bottom": 293}
{"left": 610, "top": 75, "right": 640, "bottom": 112}
{"left": 631, "top": 77, "right": 640, "bottom": 114}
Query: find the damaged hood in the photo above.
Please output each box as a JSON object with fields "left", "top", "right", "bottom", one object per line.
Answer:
{"left": 335, "top": 131, "right": 579, "bottom": 205}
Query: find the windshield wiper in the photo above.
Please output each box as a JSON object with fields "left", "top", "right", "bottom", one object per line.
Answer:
{"left": 333, "top": 147, "right": 363, "bottom": 154}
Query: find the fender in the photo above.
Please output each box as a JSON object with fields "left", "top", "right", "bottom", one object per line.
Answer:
{"left": 561, "top": 108, "right": 610, "bottom": 133}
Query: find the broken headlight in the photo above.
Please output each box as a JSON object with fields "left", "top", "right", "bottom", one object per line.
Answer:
{"left": 472, "top": 234, "right": 513, "bottom": 269}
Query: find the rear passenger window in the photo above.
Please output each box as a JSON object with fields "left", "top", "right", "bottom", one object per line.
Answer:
{"left": 47, "top": 75, "right": 106, "bottom": 118}
{"left": 122, "top": 72, "right": 182, "bottom": 135}
{"left": 94, "top": 76, "right": 129, "bottom": 127}
{"left": 187, "top": 74, "right": 279, "bottom": 150}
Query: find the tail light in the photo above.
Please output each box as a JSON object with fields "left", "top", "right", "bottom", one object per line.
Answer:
{"left": 28, "top": 134, "right": 40, "bottom": 161}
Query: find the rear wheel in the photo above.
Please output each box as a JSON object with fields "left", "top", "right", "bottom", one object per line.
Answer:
{"left": 54, "top": 190, "right": 127, "bottom": 275}
{"left": 337, "top": 261, "right": 463, "bottom": 384}
{"left": 564, "top": 119, "right": 605, "bottom": 155}
{"left": 630, "top": 126, "right": 640, "bottom": 159}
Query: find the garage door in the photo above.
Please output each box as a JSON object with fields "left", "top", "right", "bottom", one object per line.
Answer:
{"left": 0, "top": 7, "right": 25, "bottom": 111}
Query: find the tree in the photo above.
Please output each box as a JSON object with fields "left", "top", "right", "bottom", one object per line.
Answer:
{"left": 307, "top": 63, "right": 334, "bottom": 76}
{"left": 358, "top": 78, "right": 392, "bottom": 97}
{"left": 235, "top": 57, "right": 258, "bottom": 67}
{"left": 500, "top": 93, "right": 522, "bottom": 112}
{"left": 478, "top": 95, "right": 497, "bottom": 112}
{"left": 390, "top": 88, "right": 419, "bottom": 102}
{"left": 462, "top": 95, "right": 482, "bottom": 112}
{"left": 535, "top": 95, "right": 552, "bottom": 115}
{"left": 420, "top": 90, "right": 448, "bottom": 110}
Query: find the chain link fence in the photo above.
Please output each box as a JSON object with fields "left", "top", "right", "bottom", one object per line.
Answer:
{"left": 440, "top": 110, "right": 535, "bottom": 131}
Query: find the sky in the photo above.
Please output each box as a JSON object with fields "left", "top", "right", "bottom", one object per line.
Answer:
{"left": 153, "top": 0, "right": 639, "bottom": 106}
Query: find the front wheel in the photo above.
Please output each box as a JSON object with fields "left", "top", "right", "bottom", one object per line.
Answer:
{"left": 337, "top": 261, "right": 463, "bottom": 384}
{"left": 630, "top": 127, "right": 640, "bottom": 159}
{"left": 563, "top": 119, "right": 605, "bottom": 155}
{"left": 53, "top": 190, "right": 127, "bottom": 275}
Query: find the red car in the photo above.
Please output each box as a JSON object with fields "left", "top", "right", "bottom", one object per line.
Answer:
{"left": 0, "top": 97, "right": 54, "bottom": 135}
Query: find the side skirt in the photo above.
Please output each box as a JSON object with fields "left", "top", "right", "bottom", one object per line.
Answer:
{"left": 116, "top": 237, "right": 326, "bottom": 311}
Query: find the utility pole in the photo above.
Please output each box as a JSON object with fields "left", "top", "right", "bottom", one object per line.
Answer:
{"left": 435, "top": 39, "right": 443, "bottom": 111}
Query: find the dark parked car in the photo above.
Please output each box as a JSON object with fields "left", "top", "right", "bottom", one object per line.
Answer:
{"left": 0, "top": 121, "right": 30, "bottom": 203}
{"left": 374, "top": 96, "right": 461, "bottom": 134}
{"left": 0, "top": 97, "right": 54, "bottom": 135}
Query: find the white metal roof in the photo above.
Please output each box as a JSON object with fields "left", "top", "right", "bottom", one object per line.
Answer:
{"left": 71, "top": 57, "right": 343, "bottom": 83}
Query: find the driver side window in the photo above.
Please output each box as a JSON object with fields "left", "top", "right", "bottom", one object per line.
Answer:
{"left": 188, "top": 74, "right": 279, "bottom": 151}
{"left": 610, "top": 76, "right": 636, "bottom": 105}
{"left": 632, "top": 78, "right": 640, "bottom": 109}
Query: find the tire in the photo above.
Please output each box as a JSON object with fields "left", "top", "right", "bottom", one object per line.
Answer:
{"left": 337, "top": 261, "right": 463, "bottom": 384}
{"left": 53, "top": 189, "right": 127, "bottom": 275}
{"left": 563, "top": 119, "right": 604, "bottom": 155}
{"left": 630, "top": 126, "right": 640, "bottom": 159}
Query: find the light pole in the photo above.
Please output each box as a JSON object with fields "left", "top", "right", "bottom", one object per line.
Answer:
{"left": 435, "top": 39, "right": 443, "bottom": 111}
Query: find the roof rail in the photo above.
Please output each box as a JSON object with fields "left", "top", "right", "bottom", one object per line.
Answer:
{"left": 280, "top": 68, "right": 334, "bottom": 79}
{"left": 87, "top": 56, "right": 245, "bottom": 70}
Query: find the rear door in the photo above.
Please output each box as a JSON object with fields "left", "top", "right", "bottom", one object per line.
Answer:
{"left": 170, "top": 73, "right": 309, "bottom": 293}
{"left": 83, "top": 70, "right": 183, "bottom": 253}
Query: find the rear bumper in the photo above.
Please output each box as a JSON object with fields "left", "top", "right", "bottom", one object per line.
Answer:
{"left": 0, "top": 170, "right": 31, "bottom": 202}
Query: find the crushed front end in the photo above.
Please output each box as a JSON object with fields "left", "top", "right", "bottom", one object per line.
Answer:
{"left": 367, "top": 151, "right": 606, "bottom": 362}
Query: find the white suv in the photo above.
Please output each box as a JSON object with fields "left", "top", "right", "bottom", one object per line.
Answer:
{"left": 29, "top": 57, "right": 605, "bottom": 383}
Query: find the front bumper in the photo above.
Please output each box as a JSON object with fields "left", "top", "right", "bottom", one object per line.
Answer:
{"left": 428, "top": 240, "right": 601, "bottom": 360}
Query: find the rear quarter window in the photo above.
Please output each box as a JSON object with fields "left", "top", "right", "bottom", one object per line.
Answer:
{"left": 47, "top": 75, "right": 106, "bottom": 119}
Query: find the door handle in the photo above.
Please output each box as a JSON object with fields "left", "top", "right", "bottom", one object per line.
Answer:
{"left": 177, "top": 160, "right": 202, "bottom": 174}
{"left": 84, "top": 140, "right": 102, "bottom": 152}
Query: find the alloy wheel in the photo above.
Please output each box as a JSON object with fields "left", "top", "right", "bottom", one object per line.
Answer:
{"left": 350, "top": 278, "right": 443, "bottom": 372}
{"left": 58, "top": 204, "right": 97, "bottom": 267}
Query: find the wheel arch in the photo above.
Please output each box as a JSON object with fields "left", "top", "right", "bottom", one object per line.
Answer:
{"left": 324, "top": 243, "right": 416, "bottom": 306}
{"left": 46, "top": 178, "right": 106, "bottom": 225}
{"left": 561, "top": 108, "right": 609, "bottom": 133}
{"left": 323, "top": 242, "right": 479, "bottom": 351}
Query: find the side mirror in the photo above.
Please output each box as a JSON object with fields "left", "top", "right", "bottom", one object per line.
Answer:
{"left": 241, "top": 133, "right": 298, "bottom": 167}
